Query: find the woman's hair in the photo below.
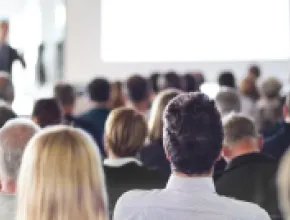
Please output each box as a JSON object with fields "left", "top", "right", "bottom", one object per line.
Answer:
{"left": 110, "top": 81, "right": 125, "bottom": 109}
{"left": 278, "top": 149, "right": 290, "bottom": 220}
{"left": 148, "top": 89, "right": 180, "bottom": 142}
{"left": 105, "top": 107, "right": 147, "bottom": 157}
{"left": 17, "top": 126, "right": 108, "bottom": 220}
{"left": 239, "top": 76, "right": 260, "bottom": 101}
{"left": 260, "top": 77, "right": 282, "bottom": 99}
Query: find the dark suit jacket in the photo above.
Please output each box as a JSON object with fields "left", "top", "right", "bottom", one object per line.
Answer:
{"left": 104, "top": 161, "right": 167, "bottom": 217}
{"left": 0, "top": 44, "right": 26, "bottom": 74}
{"left": 139, "top": 139, "right": 171, "bottom": 177}
{"left": 76, "top": 107, "right": 110, "bottom": 157}
{"left": 215, "top": 153, "right": 281, "bottom": 220}
{"left": 263, "top": 121, "right": 290, "bottom": 160}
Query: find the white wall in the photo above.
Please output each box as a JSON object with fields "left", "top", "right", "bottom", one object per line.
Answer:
{"left": 65, "top": 0, "right": 290, "bottom": 85}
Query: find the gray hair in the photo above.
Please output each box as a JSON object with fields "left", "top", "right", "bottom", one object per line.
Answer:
{"left": 215, "top": 87, "right": 241, "bottom": 117}
{"left": 0, "top": 74, "right": 14, "bottom": 104}
{"left": 0, "top": 118, "right": 40, "bottom": 181}
{"left": 260, "top": 77, "right": 282, "bottom": 99}
{"left": 223, "top": 113, "right": 258, "bottom": 146}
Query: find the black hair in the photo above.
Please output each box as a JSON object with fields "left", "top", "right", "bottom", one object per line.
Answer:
{"left": 88, "top": 78, "right": 110, "bottom": 102}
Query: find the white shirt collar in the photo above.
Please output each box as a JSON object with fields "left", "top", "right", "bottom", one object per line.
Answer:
{"left": 166, "top": 174, "right": 215, "bottom": 193}
{"left": 104, "top": 157, "right": 142, "bottom": 167}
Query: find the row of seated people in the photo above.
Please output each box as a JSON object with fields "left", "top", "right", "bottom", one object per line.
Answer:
{"left": 0, "top": 65, "right": 287, "bottom": 219}
{"left": 0, "top": 92, "right": 288, "bottom": 220}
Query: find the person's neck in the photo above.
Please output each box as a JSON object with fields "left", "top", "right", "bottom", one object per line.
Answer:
{"left": 227, "top": 145, "right": 259, "bottom": 162}
{"left": 1, "top": 180, "right": 16, "bottom": 194}
{"left": 63, "top": 105, "right": 74, "bottom": 116}
{"left": 173, "top": 171, "right": 212, "bottom": 178}
{"left": 131, "top": 101, "right": 148, "bottom": 114}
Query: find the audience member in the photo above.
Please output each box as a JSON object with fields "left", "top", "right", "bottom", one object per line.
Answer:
{"left": 0, "top": 73, "right": 14, "bottom": 105}
{"left": 32, "top": 98, "right": 63, "bottom": 128}
{"left": 244, "top": 65, "right": 261, "bottom": 101}
{"left": 0, "top": 119, "right": 39, "bottom": 220}
{"left": 158, "top": 71, "right": 183, "bottom": 91}
{"left": 193, "top": 71, "right": 205, "bottom": 88}
{"left": 263, "top": 92, "right": 290, "bottom": 160}
{"left": 215, "top": 87, "right": 241, "bottom": 117}
{"left": 257, "top": 77, "right": 283, "bottom": 136}
{"left": 77, "top": 78, "right": 111, "bottom": 157}
{"left": 126, "top": 75, "right": 151, "bottom": 115}
{"left": 54, "top": 83, "right": 76, "bottom": 125}
{"left": 139, "top": 89, "right": 180, "bottom": 177}
{"left": 278, "top": 149, "right": 290, "bottom": 220}
{"left": 0, "top": 101, "right": 16, "bottom": 128}
{"left": 16, "top": 126, "right": 108, "bottom": 220}
{"left": 183, "top": 73, "right": 199, "bottom": 92}
{"left": 149, "top": 72, "right": 160, "bottom": 95}
{"left": 218, "top": 71, "right": 236, "bottom": 89}
{"left": 216, "top": 113, "right": 281, "bottom": 219}
{"left": 239, "top": 77, "right": 258, "bottom": 118}
{"left": 104, "top": 107, "right": 166, "bottom": 216}
{"left": 114, "top": 93, "right": 270, "bottom": 220}
{"left": 110, "top": 81, "right": 125, "bottom": 109}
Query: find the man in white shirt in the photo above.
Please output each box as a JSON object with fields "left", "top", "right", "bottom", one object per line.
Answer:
{"left": 114, "top": 92, "right": 270, "bottom": 220}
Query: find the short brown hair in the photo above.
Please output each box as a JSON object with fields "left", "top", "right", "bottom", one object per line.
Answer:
{"left": 54, "top": 83, "right": 76, "bottom": 106}
{"left": 105, "top": 107, "right": 147, "bottom": 157}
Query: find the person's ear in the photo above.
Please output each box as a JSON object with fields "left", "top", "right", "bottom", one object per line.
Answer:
{"left": 221, "top": 145, "right": 231, "bottom": 161}
{"left": 32, "top": 116, "right": 38, "bottom": 125}
{"left": 258, "top": 135, "right": 264, "bottom": 151}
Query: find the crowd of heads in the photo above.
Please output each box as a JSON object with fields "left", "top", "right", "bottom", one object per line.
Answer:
{"left": 0, "top": 64, "right": 290, "bottom": 219}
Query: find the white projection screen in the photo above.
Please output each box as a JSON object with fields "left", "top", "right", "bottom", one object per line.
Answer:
{"left": 101, "top": 0, "right": 290, "bottom": 62}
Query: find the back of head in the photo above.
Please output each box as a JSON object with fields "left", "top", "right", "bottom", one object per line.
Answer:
{"left": 149, "top": 89, "right": 180, "bottom": 142}
{"left": 218, "top": 71, "right": 236, "bottom": 89}
{"left": 223, "top": 113, "right": 258, "bottom": 147}
{"left": 248, "top": 65, "right": 261, "bottom": 79}
{"left": 0, "top": 73, "right": 14, "bottom": 104}
{"left": 126, "top": 75, "right": 150, "bottom": 103}
{"left": 183, "top": 74, "right": 198, "bottom": 92}
{"left": 105, "top": 107, "right": 147, "bottom": 157}
{"left": 54, "top": 83, "right": 76, "bottom": 107}
{"left": 0, "top": 118, "right": 39, "bottom": 182}
{"left": 32, "top": 98, "right": 63, "bottom": 128}
{"left": 257, "top": 98, "right": 283, "bottom": 133}
{"left": 159, "top": 71, "right": 183, "bottom": 91}
{"left": 88, "top": 78, "right": 110, "bottom": 103}
{"left": 17, "top": 126, "right": 107, "bottom": 220}
{"left": 163, "top": 92, "right": 223, "bottom": 175}
{"left": 260, "top": 77, "right": 282, "bottom": 99}
{"left": 0, "top": 101, "right": 16, "bottom": 128}
{"left": 215, "top": 87, "right": 241, "bottom": 117}
{"left": 278, "top": 149, "right": 290, "bottom": 219}
{"left": 149, "top": 72, "right": 160, "bottom": 94}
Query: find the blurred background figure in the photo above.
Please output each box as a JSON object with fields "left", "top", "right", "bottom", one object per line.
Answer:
{"left": 149, "top": 72, "right": 161, "bottom": 97}
{"left": 0, "top": 119, "right": 39, "bottom": 220}
{"left": 0, "top": 20, "right": 26, "bottom": 76}
{"left": 139, "top": 89, "right": 180, "bottom": 177}
{"left": 158, "top": 71, "right": 183, "bottom": 91}
{"left": 54, "top": 83, "right": 76, "bottom": 125}
{"left": 110, "top": 81, "right": 125, "bottom": 109}
{"left": 183, "top": 73, "right": 199, "bottom": 92}
{"left": 76, "top": 78, "right": 111, "bottom": 157}
{"left": 16, "top": 126, "right": 108, "bottom": 220}
{"left": 257, "top": 77, "right": 283, "bottom": 136}
{"left": 32, "top": 98, "right": 63, "bottom": 128}
{"left": 0, "top": 72, "right": 14, "bottom": 105}
{"left": 126, "top": 75, "right": 151, "bottom": 115}
{"left": 242, "top": 65, "right": 261, "bottom": 102}
{"left": 0, "top": 101, "right": 16, "bottom": 128}
{"left": 35, "top": 44, "right": 46, "bottom": 86}
{"left": 218, "top": 71, "right": 237, "bottom": 89}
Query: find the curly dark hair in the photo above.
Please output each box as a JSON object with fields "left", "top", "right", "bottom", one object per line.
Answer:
{"left": 163, "top": 92, "right": 223, "bottom": 175}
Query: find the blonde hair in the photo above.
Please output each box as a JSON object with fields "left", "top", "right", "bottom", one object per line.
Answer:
{"left": 105, "top": 107, "right": 147, "bottom": 157}
{"left": 278, "top": 149, "right": 290, "bottom": 220}
{"left": 148, "top": 89, "right": 180, "bottom": 142}
{"left": 17, "top": 126, "right": 108, "bottom": 220}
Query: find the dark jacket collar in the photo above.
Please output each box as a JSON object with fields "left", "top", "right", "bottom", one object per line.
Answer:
{"left": 226, "top": 152, "right": 276, "bottom": 171}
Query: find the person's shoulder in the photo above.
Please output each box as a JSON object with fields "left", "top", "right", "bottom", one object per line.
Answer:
{"left": 219, "top": 196, "right": 271, "bottom": 219}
